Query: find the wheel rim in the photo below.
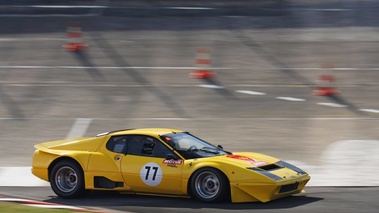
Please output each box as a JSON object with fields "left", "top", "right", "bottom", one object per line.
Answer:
{"left": 194, "top": 171, "right": 220, "bottom": 199}
{"left": 55, "top": 166, "right": 78, "bottom": 193}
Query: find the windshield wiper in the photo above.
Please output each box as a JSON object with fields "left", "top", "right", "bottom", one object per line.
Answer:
{"left": 200, "top": 147, "right": 220, "bottom": 154}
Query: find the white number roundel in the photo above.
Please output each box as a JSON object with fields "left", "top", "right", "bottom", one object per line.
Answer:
{"left": 140, "top": 163, "right": 162, "bottom": 186}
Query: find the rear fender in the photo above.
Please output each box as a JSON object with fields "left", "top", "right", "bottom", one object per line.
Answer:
{"left": 32, "top": 149, "right": 91, "bottom": 181}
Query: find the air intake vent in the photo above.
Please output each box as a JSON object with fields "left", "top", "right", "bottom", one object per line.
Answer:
{"left": 258, "top": 164, "right": 282, "bottom": 171}
{"left": 279, "top": 182, "right": 299, "bottom": 193}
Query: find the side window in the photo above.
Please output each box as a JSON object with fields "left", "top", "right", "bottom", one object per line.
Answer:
{"left": 141, "top": 137, "right": 178, "bottom": 158}
{"left": 140, "top": 137, "right": 156, "bottom": 156}
{"left": 127, "top": 135, "right": 145, "bottom": 155}
{"left": 106, "top": 136, "right": 128, "bottom": 154}
{"left": 153, "top": 140, "right": 174, "bottom": 158}
{"left": 125, "top": 135, "right": 179, "bottom": 159}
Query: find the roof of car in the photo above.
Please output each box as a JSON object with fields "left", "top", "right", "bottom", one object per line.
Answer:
{"left": 97, "top": 128, "right": 185, "bottom": 137}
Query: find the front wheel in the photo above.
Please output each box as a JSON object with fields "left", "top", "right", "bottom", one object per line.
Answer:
{"left": 190, "top": 168, "right": 230, "bottom": 203}
{"left": 49, "top": 160, "right": 86, "bottom": 198}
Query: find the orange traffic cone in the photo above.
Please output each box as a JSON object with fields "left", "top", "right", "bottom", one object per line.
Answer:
{"left": 189, "top": 48, "right": 215, "bottom": 79}
{"left": 313, "top": 75, "right": 338, "bottom": 96}
{"left": 62, "top": 22, "right": 87, "bottom": 52}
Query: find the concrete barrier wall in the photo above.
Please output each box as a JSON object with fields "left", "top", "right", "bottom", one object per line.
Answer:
{"left": 0, "top": 0, "right": 286, "bottom": 17}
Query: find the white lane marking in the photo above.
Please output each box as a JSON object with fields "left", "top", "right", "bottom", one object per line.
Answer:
{"left": 359, "top": 109, "right": 379, "bottom": 114}
{"left": 0, "top": 14, "right": 98, "bottom": 17}
{"left": 0, "top": 65, "right": 230, "bottom": 70}
{"left": 28, "top": 5, "right": 108, "bottom": 9}
{"left": 275, "top": 67, "right": 379, "bottom": 71}
{"left": 289, "top": 140, "right": 379, "bottom": 186}
{"left": 0, "top": 6, "right": 213, "bottom": 17}
{"left": 166, "top": 7, "right": 213, "bottom": 10}
{"left": 198, "top": 84, "right": 225, "bottom": 89}
{"left": 235, "top": 90, "right": 266, "bottom": 95}
{"left": 317, "top": 102, "right": 348, "bottom": 108}
{"left": 0, "top": 38, "right": 66, "bottom": 42}
{"left": 1, "top": 117, "right": 378, "bottom": 121}
{"left": 276, "top": 97, "right": 306, "bottom": 102}
{"left": 88, "top": 0, "right": 109, "bottom": 16}
{"left": 0, "top": 198, "right": 42, "bottom": 202}
{"left": 10, "top": 5, "right": 213, "bottom": 10}
{"left": 0, "top": 167, "right": 49, "bottom": 186}
{"left": 25, "top": 204, "right": 88, "bottom": 210}
{"left": 66, "top": 118, "right": 92, "bottom": 139}
{"left": 302, "top": 8, "right": 352, "bottom": 12}
{"left": 2, "top": 65, "right": 379, "bottom": 71}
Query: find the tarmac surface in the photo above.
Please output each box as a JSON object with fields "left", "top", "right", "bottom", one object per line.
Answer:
{"left": 0, "top": 0, "right": 379, "bottom": 212}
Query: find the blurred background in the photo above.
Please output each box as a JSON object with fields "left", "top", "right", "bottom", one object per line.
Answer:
{"left": 0, "top": 0, "right": 379, "bottom": 186}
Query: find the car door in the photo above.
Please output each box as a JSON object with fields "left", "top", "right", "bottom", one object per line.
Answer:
{"left": 86, "top": 135, "right": 130, "bottom": 190}
{"left": 120, "top": 135, "right": 184, "bottom": 195}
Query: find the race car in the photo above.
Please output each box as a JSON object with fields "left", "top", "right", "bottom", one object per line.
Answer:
{"left": 31, "top": 128, "right": 310, "bottom": 203}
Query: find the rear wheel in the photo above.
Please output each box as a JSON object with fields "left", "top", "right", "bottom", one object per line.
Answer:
{"left": 190, "top": 168, "right": 230, "bottom": 203}
{"left": 49, "top": 160, "right": 86, "bottom": 198}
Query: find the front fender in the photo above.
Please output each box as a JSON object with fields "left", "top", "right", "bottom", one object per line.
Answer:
{"left": 181, "top": 159, "right": 275, "bottom": 197}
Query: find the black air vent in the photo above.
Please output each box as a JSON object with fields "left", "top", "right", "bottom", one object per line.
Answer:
{"left": 259, "top": 164, "right": 282, "bottom": 171}
{"left": 279, "top": 182, "right": 299, "bottom": 193}
{"left": 94, "top": 176, "right": 124, "bottom": 188}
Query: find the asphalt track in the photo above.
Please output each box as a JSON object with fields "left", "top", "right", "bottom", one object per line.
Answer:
{"left": 1, "top": 0, "right": 379, "bottom": 212}
{"left": 0, "top": 186, "right": 378, "bottom": 213}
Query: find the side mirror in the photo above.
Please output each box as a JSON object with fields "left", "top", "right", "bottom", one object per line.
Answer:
{"left": 165, "top": 154, "right": 177, "bottom": 160}
{"left": 217, "top": 145, "right": 224, "bottom": 150}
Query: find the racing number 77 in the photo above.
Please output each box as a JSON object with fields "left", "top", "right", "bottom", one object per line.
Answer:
{"left": 145, "top": 166, "right": 159, "bottom": 181}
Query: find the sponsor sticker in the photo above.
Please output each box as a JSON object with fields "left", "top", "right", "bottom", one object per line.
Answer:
{"left": 163, "top": 159, "right": 183, "bottom": 165}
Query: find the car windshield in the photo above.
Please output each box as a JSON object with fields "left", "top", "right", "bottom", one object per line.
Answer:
{"left": 160, "top": 132, "right": 231, "bottom": 159}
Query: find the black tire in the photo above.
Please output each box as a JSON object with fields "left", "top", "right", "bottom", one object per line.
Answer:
{"left": 49, "top": 160, "right": 86, "bottom": 198}
{"left": 190, "top": 168, "right": 230, "bottom": 203}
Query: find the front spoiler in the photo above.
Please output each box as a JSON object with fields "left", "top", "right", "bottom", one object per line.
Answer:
{"left": 230, "top": 175, "right": 310, "bottom": 203}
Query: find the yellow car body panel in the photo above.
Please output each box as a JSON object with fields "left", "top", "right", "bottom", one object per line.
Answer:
{"left": 120, "top": 155, "right": 184, "bottom": 195}
{"left": 34, "top": 137, "right": 103, "bottom": 152}
{"left": 31, "top": 128, "right": 310, "bottom": 203}
{"left": 32, "top": 137, "right": 104, "bottom": 181}
{"left": 179, "top": 153, "right": 310, "bottom": 202}
{"left": 32, "top": 149, "right": 92, "bottom": 181}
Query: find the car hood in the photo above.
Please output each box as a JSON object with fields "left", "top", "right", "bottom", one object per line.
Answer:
{"left": 204, "top": 152, "right": 281, "bottom": 167}
{"left": 34, "top": 137, "right": 102, "bottom": 152}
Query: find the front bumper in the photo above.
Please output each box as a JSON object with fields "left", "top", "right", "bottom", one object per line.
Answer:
{"left": 230, "top": 175, "right": 310, "bottom": 203}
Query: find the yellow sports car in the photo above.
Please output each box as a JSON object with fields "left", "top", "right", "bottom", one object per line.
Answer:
{"left": 32, "top": 128, "right": 310, "bottom": 203}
